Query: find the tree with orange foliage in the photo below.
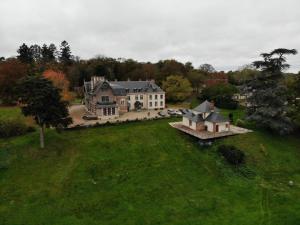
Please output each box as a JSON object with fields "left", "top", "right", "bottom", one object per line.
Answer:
{"left": 42, "top": 69, "right": 74, "bottom": 102}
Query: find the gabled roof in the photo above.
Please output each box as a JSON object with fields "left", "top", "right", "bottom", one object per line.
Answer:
{"left": 193, "top": 100, "right": 214, "bottom": 113}
{"left": 193, "top": 100, "right": 220, "bottom": 113}
{"left": 183, "top": 110, "right": 204, "bottom": 122}
{"left": 205, "top": 112, "right": 229, "bottom": 123}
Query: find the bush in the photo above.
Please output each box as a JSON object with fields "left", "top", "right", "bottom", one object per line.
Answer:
{"left": 236, "top": 119, "right": 246, "bottom": 127}
{"left": 218, "top": 145, "right": 245, "bottom": 165}
{"left": 0, "top": 119, "right": 34, "bottom": 138}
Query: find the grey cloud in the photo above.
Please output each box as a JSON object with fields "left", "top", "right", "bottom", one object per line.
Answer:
{"left": 0, "top": 0, "right": 299, "bottom": 72}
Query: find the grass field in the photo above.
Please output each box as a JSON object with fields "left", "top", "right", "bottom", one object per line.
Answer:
{"left": 0, "top": 107, "right": 300, "bottom": 225}
{"left": 0, "top": 106, "right": 34, "bottom": 126}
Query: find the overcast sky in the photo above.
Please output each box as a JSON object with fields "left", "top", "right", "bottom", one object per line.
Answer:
{"left": 1, "top": 0, "right": 300, "bottom": 72}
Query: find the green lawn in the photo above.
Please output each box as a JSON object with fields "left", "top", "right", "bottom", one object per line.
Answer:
{"left": 0, "top": 114, "right": 299, "bottom": 225}
{"left": 0, "top": 107, "right": 24, "bottom": 121}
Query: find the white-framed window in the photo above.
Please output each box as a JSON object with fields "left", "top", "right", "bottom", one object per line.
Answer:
{"left": 160, "top": 94, "right": 164, "bottom": 99}
{"left": 149, "top": 102, "right": 152, "bottom": 107}
{"left": 155, "top": 94, "right": 158, "bottom": 100}
{"left": 189, "top": 120, "right": 192, "bottom": 126}
{"left": 140, "top": 95, "right": 143, "bottom": 100}
{"left": 149, "top": 95, "right": 152, "bottom": 100}
{"left": 160, "top": 101, "right": 163, "bottom": 106}
{"left": 155, "top": 102, "right": 157, "bottom": 107}
{"left": 121, "top": 99, "right": 125, "bottom": 105}
{"left": 135, "top": 95, "right": 138, "bottom": 100}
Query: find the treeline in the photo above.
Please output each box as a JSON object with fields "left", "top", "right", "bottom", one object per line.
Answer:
{"left": 3, "top": 41, "right": 232, "bottom": 87}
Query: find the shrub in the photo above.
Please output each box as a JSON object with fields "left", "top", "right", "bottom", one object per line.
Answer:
{"left": 218, "top": 145, "right": 245, "bottom": 165}
{"left": 0, "top": 119, "right": 33, "bottom": 138}
{"left": 236, "top": 119, "right": 246, "bottom": 127}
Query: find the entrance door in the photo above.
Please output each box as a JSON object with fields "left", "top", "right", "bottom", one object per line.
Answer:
{"left": 216, "top": 124, "right": 219, "bottom": 132}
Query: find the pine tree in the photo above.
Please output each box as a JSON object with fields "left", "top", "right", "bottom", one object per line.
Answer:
{"left": 59, "top": 40, "right": 73, "bottom": 65}
{"left": 246, "top": 48, "right": 297, "bottom": 135}
{"left": 17, "top": 43, "right": 34, "bottom": 64}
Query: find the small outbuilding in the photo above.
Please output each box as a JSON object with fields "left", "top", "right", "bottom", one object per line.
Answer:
{"left": 182, "top": 100, "right": 230, "bottom": 133}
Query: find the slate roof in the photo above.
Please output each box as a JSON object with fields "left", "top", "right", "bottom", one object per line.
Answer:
{"left": 110, "top": 81, "right": 163, "bottom": 93}
{"left": 193, "top": 100, "right": 220, "bottom": 113}
{"left": 183, "top": 110, "right": 204, "bottom": 122}
{"left": 205, "top": 112, "right": 229, "bottom": 123}
{"left": 193, "top": 100, "right": 214, "bottom": 113}
{"left": 85, "top": 80, "right": 163, "bottom": 96}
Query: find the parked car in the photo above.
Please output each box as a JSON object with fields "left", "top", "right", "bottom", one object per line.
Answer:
{"left": 179, "top": 109, "right": 189, "bottom": 115}
{"left": 158, "top": 111, "right": 167, "bottom": 117}
{"left": 175, "top": 110, "right": 182, "bottom": 116}
{"left": 82, "top": 115, "right": 98, "bottom": 120}
{"left": 167, "top": 109, "right": 177, "bottom": 116}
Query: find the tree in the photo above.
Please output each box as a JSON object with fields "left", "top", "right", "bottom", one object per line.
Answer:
{"left": 200, "top": 83, "right": 239, "bottom": 109}
{"left": 59, "top": 40, "right": 73, "bottom": 65}
{"left": 162, "top": 75, "right": 193, "bottom": 102}
{"left": 17, "top": 43, "right": 34, "bottom": 64}
{"left": 246, "top": 48, "right": 298, "bottom": 135}
{"left": 288, "top": 73, "right": 300, "bottom": 128}
{"left": 41, "top": 44, "right": 57, "bottom": 63}
{"left": 199, "top": 63, "right": 216, "bottom": 73}
{"left": 0, "top": 59, "right": 28, "bottom": 104}
{"left": 42, "top": 69, "right": 74, "bottom": 102}
{"left": 17, "top": 76, "right": 72, "bottom": 148}
{"left": 30, "top": 44, "right": 42, "bottom": 62}
{"left": 187, "top": 70, "right": 205, "bottom": 93}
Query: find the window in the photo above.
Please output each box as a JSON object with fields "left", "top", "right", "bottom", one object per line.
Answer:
{"left": 121, "top": 99, "right": 125, "bottom": 105}
{"left": 155, "top": 102, "right": 157, "bottom": 107}
{"left": 101, "top": 96, "right": 109, "bottom": 102}
{"left": 108, "top": 108, "right": 111, "bottom": 115}
{"left": 160, "top": 94, "right": 164, "bottom": 99}
{"left": 141, "top": 103, "right": 143, "bottom": 107}
{"left": 189, "top": 120, "right": 192, "bottom": 126}
{"left": 160, "top": 101, "right": 163, "bottom": 106}
{"left": 127, "top": 96, "right": 130, "bottom": 100}
{"left": 140, "top": 95, "right": 143, "bottom": 100}
{"left": 149, "top": 95, "right": 152, "bottom": 100}
{"left": 112, "top": 107, "right": 115, "bottom": 115}
{"left": 149, "top": 102, "right": 152, "bottom": 107}
{"left": 155, "top": 94, "right": 158, "bottom": 100}
{"left": 135, "top": 95, "right": 138, "bottom": 100}
{"left": 103, "top": 108, "right": 107, "bottom": 116}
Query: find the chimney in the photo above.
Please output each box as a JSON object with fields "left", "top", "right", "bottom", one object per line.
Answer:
{"left": 91, "top": 76, "right": 105, "bottom": 90}
{"left": 210, "top": 101, "right": 215, "bottom": 111}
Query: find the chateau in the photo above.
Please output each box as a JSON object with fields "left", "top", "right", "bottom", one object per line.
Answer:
{"left": 84, "top": 77, "right": 165, "bottom": 119}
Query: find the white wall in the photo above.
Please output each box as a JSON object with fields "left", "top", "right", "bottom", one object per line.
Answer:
{"left": 204, "top": 121, "right": 230, "bottom": 132}
{"left": 182, "top": 117, "right": 196, "bottom": 130}
{"left": 217, "top": 122, "right": 230, "bottom": 132}
{"left": 147, "top": 92, "right": 165, "bottom": 109}
{"left": 127, "top": 93, "right": 165, "bottom": 110}
{"left": 204, "top": 121, "right": 214, "bottom": 132}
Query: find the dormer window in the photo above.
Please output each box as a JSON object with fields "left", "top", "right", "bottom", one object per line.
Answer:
{"left": 101, "top": 96, "right": 109, "bottom": 102}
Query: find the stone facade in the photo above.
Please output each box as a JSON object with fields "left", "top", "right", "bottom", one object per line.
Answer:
{"left": 84, "top": 77, "right": 165, "bottom": 119}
